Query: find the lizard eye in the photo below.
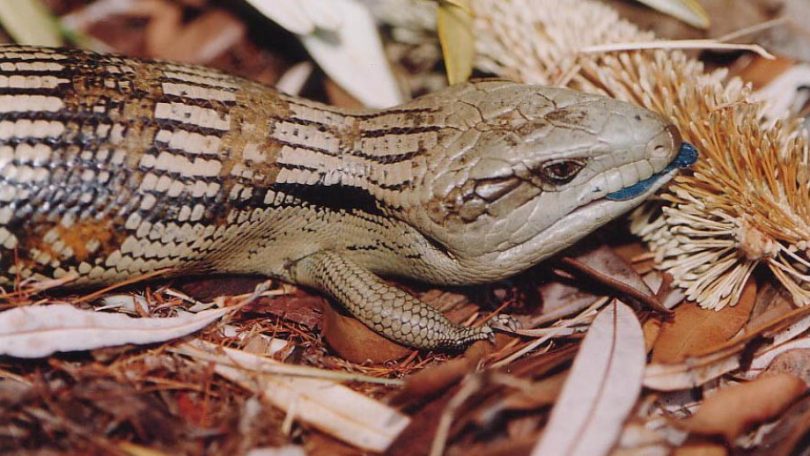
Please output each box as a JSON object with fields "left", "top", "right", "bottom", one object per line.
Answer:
{"left": 539, "top": 159, "right": 585, "bottom": 185}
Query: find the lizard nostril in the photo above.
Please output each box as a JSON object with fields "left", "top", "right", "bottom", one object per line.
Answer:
{"left": 666, "top": 124, "right": 683, "bottom": 150}
{"left": 648, "top": 123, "right": 682, "bottom": 160}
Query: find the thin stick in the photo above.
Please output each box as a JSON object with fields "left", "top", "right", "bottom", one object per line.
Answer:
{"left": 580, "top": 39, "right": 774, "bottom": 59}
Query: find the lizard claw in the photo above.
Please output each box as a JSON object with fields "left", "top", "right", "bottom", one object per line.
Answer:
{"left": 474, "top": 315, "right": 520, "bottom": 345}
{"left": 487, "top": 314, "right": 520, "bottom": 333}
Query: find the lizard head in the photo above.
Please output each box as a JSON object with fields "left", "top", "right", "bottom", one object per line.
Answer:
{"left": 403, "top": 80, "right": 692, "bottom": 283}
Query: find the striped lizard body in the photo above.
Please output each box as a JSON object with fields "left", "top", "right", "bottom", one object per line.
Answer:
{"left": 0, "top": 45, "right": 688, "bottom": 349}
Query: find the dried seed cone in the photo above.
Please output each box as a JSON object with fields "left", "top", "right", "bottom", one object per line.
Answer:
{"left": 472, "top": 0, "right": 810, "bottom": 309}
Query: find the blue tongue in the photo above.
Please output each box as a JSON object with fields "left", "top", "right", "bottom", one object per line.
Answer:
{"left": 606, "top": 142, "right": 698, "bottom": 201}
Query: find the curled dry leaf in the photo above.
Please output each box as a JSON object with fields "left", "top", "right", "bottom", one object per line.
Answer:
{"left": 652, "top": 278, "right": 756, "bottom": 363}
{"left": 321, "top": 303, "right": 411, "bottom": 363}
{"left": 532, "top": 279, "right": 602, "bottom": 327}
{"left": 560, "top": 244, "right": 666, "bottom": 313}
{"left": 676, "top": 374, "right": 807, "bottom": 441}
{"left": 532, "top": 300, "right": 645, "bottom": 456}
{"left": 746, "top": 281, "right": 794, "bottom": 333}
{"left": 0, "top": 304, "right": 230, "bottom": 358}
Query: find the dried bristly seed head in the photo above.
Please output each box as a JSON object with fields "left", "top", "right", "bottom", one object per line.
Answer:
{"left": 470, "top": 0, "right": 810, "bottom": 310}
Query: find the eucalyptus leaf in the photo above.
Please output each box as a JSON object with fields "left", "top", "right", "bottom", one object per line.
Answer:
{"left": 635, "top": 0, "right": 710, "bottom": 29}
{"left": 533, "top": 300, "right": 646, "bottom": 456}
{"left": 0, "top": 304, "right": 231, "bottom": 358}
{"left": 437, "top": 0, "right": 474, "bottom": 84}
{"left": 245, "top": 0, "right": 402, "bottom": 108}
{"left": 0, "top": 0, "right": 62, "bottom": 46}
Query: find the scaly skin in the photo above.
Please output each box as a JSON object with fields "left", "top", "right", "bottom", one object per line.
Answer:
{"left": 0, "top": 46, "right": 683, "bottom": 349}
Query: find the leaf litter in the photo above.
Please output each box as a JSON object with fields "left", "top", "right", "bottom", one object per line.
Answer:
{"left": 2, "top": 0, "right": 810, "bottom": 454}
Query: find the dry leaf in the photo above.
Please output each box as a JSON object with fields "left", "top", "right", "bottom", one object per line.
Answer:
{"left": 150, "top": 9, "right": 246, "bottom": 63}
{"left": 633, "top": 0, "right": 710, "bottom": 29}
{"left": 677, "top": 373, "right": 807, "bottom": 441}
{"left": 118, "top": 442, "right": 174, "bottom": 456}
{"left": 672, "top": 443, "right": 728, "bottom": 456}
{"left": 765, "top": 349, "right": 810, "bottom": 385}
{"left": 761, "top": 0, "right": 810, "bottom": 62}
{"left": 324, "top": 77, "right": 364, "bottom": 109}
{"left": 652, "top": 279, "right": 756, "bottom": 363}
{"left": 245, "top": 0, "right": 402, "bottom": 107}
{"left": 176, "top": 340, "right": 409, "bottom": 452}
{"left": 437, "top": 0, "right": 474, "bottom": 84}
{"left": 532, "top": 300, "right": 645, "bottom": 456}
{"left": 502, "top": 370, "right": 568, "bottom": 411}
{"left": 644, "top": 345, "right": 743, "bottom": 391}
{"left": 0, "top": 304, "right": 230, "bottom": 358}
{"left": 748, "top": 340, "right": 810, "bottom": 380}
{"left": 746, "top": 281, "right": 795, "bottom": 333}
{"left": 532, "top": 279, "right": 602, "bottom": 326}
{"left": 646, "top": 306, "right": 810, "bottom": 390}
{"left": 387, "top": 387, "right": 453, "bottom": 456}
{"left": 753, "top": 395, "right": 810, "bottom": 456}
{"left": 244, "top": 0, "right": 342, "bottom": 35}
{"left": 306, "top": 433, "right": 361, "bottom": 456}
{"left": 141, "top": 0, "right": 182, "bottom": 57}
{"left": 561, "top": 244, "right": 666, "bottom": 312}
{"left": 393, "top": 339, "right": 492, "bottom": 404}
{"left": 0, "top": 0, "right": 63, "bottom": 46}
{"left": 297, "top": 0, "right": 403, "bottom": 108}
{"left": 643, "top": 317, "right": 662, "bottom": 352}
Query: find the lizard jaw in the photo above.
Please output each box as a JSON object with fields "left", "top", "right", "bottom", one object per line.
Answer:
{"left": 605, "top": 142, "right": 698, "bottom": 201}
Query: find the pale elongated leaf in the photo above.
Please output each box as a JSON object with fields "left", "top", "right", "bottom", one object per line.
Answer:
{"left": 634, "top": 0, "right": 709, "bottom": 29}
{"left": 0, "top": 304, "right": 229, "bottom": 358}
{"left": 246, "top": 0, "right": 402, "bottom": 108}
{"left": 299, "top": 0, "right": 402, "bottom": 108}
{"left": 0, "top": 0, "right": 62, "bottom": 46}
{"left": 437, "top": 0, "right": 474, "bottom": 84}
{"left": 243, "top": 0, "right": 341, "bottom": 35}
{"left": 176, "top": 340, "right": 409, "bottom": 452}
{"left": 533, "top": 300, "right": 645, "bottom": 456}
{"left": 644, "top": 348, "right": 742, "bottom": 391}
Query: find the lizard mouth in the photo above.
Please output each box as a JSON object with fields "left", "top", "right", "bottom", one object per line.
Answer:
{"left": 605, "top": 142, "right": 698, "bottom": 201}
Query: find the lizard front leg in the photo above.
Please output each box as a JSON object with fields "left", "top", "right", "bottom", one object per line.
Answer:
{"left": 291, "top": 251, "right": 494, "bottom": 350}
